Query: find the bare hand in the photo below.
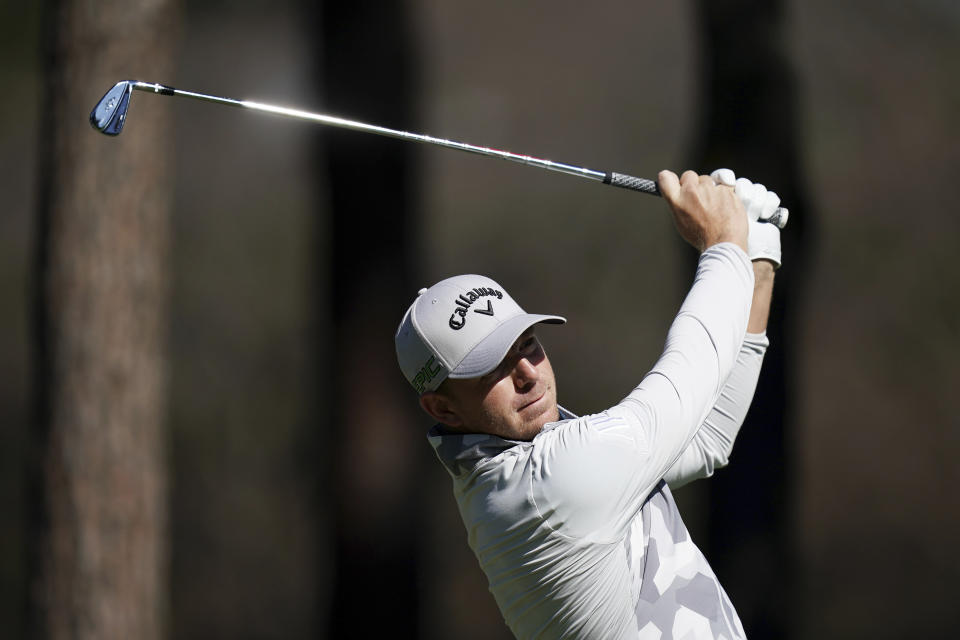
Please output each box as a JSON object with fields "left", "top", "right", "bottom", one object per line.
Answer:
{"left": 657, "top": 170, "right": 749, "bottom": 253}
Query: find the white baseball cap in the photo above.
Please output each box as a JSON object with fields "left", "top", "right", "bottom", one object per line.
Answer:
{"left": 395, "top": 274, "right": 566, "bottom": 394}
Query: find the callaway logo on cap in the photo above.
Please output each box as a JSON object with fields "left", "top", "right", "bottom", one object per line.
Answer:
{"left": 395, "top": 274, "right": 566, "bottom": 394}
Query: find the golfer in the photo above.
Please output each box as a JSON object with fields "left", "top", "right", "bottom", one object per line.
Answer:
{"left": 395, "top": 168, "right": 783, "bottom": 639}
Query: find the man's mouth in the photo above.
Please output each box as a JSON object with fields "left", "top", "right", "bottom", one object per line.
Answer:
{"left": 519, "top": 391, "right": 546, "bottom": 413}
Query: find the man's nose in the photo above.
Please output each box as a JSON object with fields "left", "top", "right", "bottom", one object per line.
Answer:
{"left": 511, "top": 356, "right": 538, "bottom": 388}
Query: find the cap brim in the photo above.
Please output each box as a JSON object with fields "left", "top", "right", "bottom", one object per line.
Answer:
{"left": 448, "top": 313, "right": 565, "bottom": 379}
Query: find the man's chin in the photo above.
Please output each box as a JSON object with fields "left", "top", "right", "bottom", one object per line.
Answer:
{"left": 522, "top": 400, "right": 559, "bottom": 437}
{"left": 541, "top": 402, "right": 560, "bottom": 425}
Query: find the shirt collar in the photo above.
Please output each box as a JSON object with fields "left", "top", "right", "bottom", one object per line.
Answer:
{"left": 427, "top": 406, "right": 576, "bottom": 477}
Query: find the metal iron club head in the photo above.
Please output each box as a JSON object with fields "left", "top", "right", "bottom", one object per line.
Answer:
{"left": 90, "top": 81, "right": 134, "bottom": 135}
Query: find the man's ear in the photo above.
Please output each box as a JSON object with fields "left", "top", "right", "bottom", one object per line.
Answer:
{"left": 419, "top": 391, "right": 463, "bottom": 427}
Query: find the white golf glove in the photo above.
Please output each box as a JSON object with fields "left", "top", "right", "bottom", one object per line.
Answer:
{"left": 711, "top": 168, "right": 782, "bottom": 268}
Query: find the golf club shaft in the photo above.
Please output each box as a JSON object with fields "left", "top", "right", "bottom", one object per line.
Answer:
{"left": 104, "top": 81, "right": 788, "bottom": 227}
{"left": 131, "top": 81, "right": 655, "bottom": 191}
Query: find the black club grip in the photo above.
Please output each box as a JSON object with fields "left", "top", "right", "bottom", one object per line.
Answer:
{"left": 603, "top": 171, "right": 788, "bottom": 229}
{"left": 603, "top": 172, "right": 660, "bottom": 195}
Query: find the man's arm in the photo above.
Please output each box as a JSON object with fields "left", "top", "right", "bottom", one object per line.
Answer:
{"left": 533, "top": 244, "right": 754, "bottom": 538}
{"left": 748, "top": 259, "right": 776, "bottom": 333}
{"left": 530, "top": 170, "right": 756, "bottom": 537}
{"left": 621, "top": 171, "right": 756, "bottom": 484}
{"left": 660, "top": 169, "right": 784, "bottom": 487}
{"left": 530, "top": 171, "right": 792, "bottom": 538}
{"left": 663, "top": 261, "right": 775, "bottom": 488}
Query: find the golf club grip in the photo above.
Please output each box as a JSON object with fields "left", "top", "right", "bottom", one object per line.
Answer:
{"left": 604, "top": 171, "right": 789, "bottom": 229}
{"left": 603, "top": 172, "right": 660, "bottom": 195}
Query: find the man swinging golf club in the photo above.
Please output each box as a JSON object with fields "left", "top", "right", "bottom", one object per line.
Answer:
{"left": 395, "top": 168, "right": 784, "bottom": 639}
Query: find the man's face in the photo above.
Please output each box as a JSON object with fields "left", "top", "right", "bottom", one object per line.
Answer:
{"left": 428, "top": 328, "right": 559, "bottom": 441}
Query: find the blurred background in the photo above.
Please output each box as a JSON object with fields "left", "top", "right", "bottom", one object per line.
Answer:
{"left": 1, "top": 0, "right": 958, "bottom": 638}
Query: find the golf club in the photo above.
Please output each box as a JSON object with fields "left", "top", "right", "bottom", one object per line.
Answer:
{"left": 90, "top": 80, "right": 788, "bottom": 228}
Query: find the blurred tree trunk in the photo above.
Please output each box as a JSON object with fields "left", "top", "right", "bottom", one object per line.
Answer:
{"left": 689, "top": 0, "right": 813, "bottom": 637}
{"left": 309, "top": 1, "right": 424, "bottom": 637}
{"left": 28, "top": 1, "right": 179, "bottom": 638}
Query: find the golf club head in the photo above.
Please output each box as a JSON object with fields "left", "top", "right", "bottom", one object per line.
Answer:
{"left": 90, "top": 81, "right": 133, "bottom": 135}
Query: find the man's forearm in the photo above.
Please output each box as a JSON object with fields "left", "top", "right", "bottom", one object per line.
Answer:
{"left": 663, "top": 261, "right": 774, "bottom": 488}
{"left": 612, "top": 244, "right": 754, "bottom": 490}
{"left": 747, "top": 261, "right": 775, "bottom": 334}
{"left": 662, "top": 331, "right": 769, "bottom": 488}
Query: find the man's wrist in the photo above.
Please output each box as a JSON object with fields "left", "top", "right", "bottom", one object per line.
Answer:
{"left": 752, "top": 260, "right": 776, "bottom": 283}
{"left": 747, "top": 260, "right": 775, "bottom": 333}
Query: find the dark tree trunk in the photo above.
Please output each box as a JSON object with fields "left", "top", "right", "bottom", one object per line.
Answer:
{"left": 309, "top": 2, "right": 424, "bottom": 637}
{"left": 28, "top": 0, "right": 179, "bottom": 638}
{"left": 689, "top": 1, "right": 813, "bottom": 637}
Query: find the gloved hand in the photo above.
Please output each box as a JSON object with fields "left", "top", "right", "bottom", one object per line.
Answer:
{"left": 710, "top": 169, "right": 783, "bottom": 268}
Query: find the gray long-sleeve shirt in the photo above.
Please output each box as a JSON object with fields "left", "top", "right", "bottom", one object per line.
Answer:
{"left": 429, "top": 244, "right": 765, "bottom": 639}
